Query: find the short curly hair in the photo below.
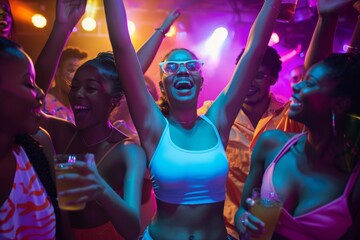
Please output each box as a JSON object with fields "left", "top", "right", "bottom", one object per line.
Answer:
{"left": 59, "top": 47, "right": 88, "bottom": 67}
{"left": 236, "top": 46, "right": 282, "bottom": 80}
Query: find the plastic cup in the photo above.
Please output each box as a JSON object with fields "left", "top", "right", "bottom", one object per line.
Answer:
{"left": 277, "top": 0, "right": 298, "bottom": 23}
{"left": 250, "top": 188, "right": 282, "bottom": 240}
{"left": 55, "top": 153, "right": 94, "bottom": 211}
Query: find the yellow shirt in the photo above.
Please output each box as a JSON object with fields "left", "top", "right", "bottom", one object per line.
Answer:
{"left": 198, "top": 94, "right": 304, "bottom": 239}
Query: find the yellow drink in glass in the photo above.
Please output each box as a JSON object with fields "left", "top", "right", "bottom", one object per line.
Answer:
{"left": 250, "top": 188, "right": 282, "bottom": 240}
{"left": 55, "top": 162, "right": 86, "bottom": 211}
{"left": 55, "top": 154, "right": 94, "bottom": 210}
{"left": 250, "top": 199, "right": 281, "bottom": 240}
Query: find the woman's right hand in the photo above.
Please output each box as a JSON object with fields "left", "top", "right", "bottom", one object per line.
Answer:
{"left": 235, "top": 199, "right": 266, "bottom": 239}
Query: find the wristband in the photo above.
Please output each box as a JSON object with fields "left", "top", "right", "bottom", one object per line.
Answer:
{"left": 155, "top": 28, "right": 166, "bottom": 37}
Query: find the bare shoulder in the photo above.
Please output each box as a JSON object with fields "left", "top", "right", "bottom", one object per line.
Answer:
{"left": 108, "top": 135, "right": 147, "bottom": 167}
{"left": 32, "top": 127, "right": 55, "bottom": 157}
{"left": 252, "top": 130, "right": 298, "bottom": 170}
{"left": 256, "top": 129, "right": 295, "bottom": 152}
{"left": 33, "top": 127, "right": 52, "bottom": 145}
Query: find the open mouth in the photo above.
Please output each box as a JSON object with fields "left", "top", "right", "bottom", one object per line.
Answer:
{"left": 0, "top": 20, "right": 9, "bottom": 28}
{"left": 174, "top": 80, "right": 193, "bottom": 90}
{"left": 289, "top": 97, "right": 302, "bottom": 109}
{"left": 73, "top": 105, "right": 90, "bottom": 114}
{"left": 246, "top": 87, "right": 258, "bottom": 96}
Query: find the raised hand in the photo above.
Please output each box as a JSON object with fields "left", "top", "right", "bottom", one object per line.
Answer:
{"left": 159, "top": 9, "right": 181, "bottom": 35}
{"left": 56, "top": 0, "right": 87, "bottom": 28}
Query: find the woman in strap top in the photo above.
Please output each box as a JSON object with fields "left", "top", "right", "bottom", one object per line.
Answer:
{"left": 103, "top": 0, "right": 282, "bottom": 239}
{"left": 0, "top": 36, "right": 62, "bottom": 240}
{"left": 35, "top": 1, "right": 181, "bottom": 239}
{"left": 235, "top": 1, "right": 360, "bottom": 239}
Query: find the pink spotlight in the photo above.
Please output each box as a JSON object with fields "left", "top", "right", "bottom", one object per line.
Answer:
{"left": 269, "top": 32, "right": 280, "bottom": 46}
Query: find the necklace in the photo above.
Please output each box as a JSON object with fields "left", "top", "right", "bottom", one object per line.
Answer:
{"left": 169, "top": 116, "right": 198, "bottom": 125}
{"left": 82, "top": 126, "right": 114, "bottom": 147}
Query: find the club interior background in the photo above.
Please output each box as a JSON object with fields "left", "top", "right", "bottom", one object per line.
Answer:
{"left": 11, "top": 0, "right": 358, "bottom": 105}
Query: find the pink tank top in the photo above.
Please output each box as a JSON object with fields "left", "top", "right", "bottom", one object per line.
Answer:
{"left": 261, "top": 133, "right": 360, "bottom": 240}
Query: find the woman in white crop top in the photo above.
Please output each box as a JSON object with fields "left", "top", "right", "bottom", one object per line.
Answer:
{"left": 104, "top": 0, "right": 282, "bottom": 239}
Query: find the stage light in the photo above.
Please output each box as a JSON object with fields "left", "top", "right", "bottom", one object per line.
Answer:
{"left": 81, "top": 17, "right": 97, "bottom": 32}
{"left": 127, "top": 20, "right": 136, "bottom": 36}
{"left": 280, "top": 44, "right": 302, "bottom": 62}
{"left": 31, "top": 14, "right": 47, "bottom": 28}
{"left": 210, "top": 27, "right": 228, "bottom": 43}
{"left": 269, "top": 32, "right": 280, "bottom": 46}
{"left": 204, "top": 27, "right": 228, "bottom": 58}
{"left": 165, "top": 26, "right": 177, "bottom": 37}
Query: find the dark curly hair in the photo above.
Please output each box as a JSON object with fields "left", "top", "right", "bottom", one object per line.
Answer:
{"left": 236, "top": 46, "right": 282, "bottom": 81}
{"left": 322, "top": 53, "right": 360, "bottom": 116}
{"left": 79, "top": 51, "right": 124, "bottom": 99}
{"left": 59, "top": 47, "right": 88, "bottom": 67}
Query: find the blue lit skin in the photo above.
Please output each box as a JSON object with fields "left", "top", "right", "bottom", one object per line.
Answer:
{"left": 160, "top": 49, "right": 204, "bottom": 108}
{"left": 289, "top": 62, "right": 337, "bottom": 128}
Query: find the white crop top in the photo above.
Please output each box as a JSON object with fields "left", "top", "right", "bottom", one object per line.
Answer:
{"left": 149, "top": 115, "right": 229, "bottom": 205}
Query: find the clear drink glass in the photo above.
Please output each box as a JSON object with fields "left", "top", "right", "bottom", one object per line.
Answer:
{"left": 250, "top": 188, "right": 282, "bottom": 240}
{"left": 55, "top": 153, "right": 94, "bottom": 211}
{"left": 277, "top": 0, "right": 298, "bottom": 23}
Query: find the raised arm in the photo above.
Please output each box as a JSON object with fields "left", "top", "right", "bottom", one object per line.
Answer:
{"left": 35, "top": 0, "right": 86, "bottom": 94}
{"left": 304, "top": 0, "right": 355, "bottom": 71}
{"left": 137, "top": 9, "right": 180, "bottom": 73}
{"left": 206, "top": 0, "right": 281, "bottom": 146}
{"left": 103, "top": 0, "right": 165, "bottom": 155}
{"left": 346, "top": 1, "right": 360, "bottom": 54}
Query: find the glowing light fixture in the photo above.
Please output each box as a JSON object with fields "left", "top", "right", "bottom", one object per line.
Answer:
{"left": 269, "top": 32, "right": 280, "bottom": 46}
{"left": 280, "top": 44, "right": 302, "bottom": 62}
{"left": 204, "top": 27, "right": 228, "bottom": 58}
{"left": 32, "top": 14, "right": 47, "bottom": 28}
{"left": 127, "top": 20, "right": 136, "bottom": 36}
{"left": 165, "top": 26, "right": 177, "bottom": 37}
{"left": 81, "top": 17, "right": 97, "bottom": 31}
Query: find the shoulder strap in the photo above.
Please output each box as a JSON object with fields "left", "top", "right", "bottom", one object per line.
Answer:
{"left": 96, "top": 138, "right": 131, "bottom": 167}
{"left": 343, "top": 160, "right": 360, "bottom": 196}
{"left": 199, "top": 114, "right": 222, "bottom": 141}
{"left": 64, "top": 130, "right": 78, "bottom": 153}
{"left": 273, "top": 132, "right": 306, "bottom": 164}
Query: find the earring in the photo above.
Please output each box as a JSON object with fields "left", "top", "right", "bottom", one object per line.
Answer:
{"left": 332, "top": 111, "right": 337, "bottom": 136}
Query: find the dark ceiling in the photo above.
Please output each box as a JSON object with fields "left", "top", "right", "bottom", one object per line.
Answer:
{"left": 11, "top": 0, "right": 359, "bottom": 57}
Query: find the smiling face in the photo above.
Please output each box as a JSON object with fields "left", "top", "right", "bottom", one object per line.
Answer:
{"left": 289, "top": 62, "right": 337, "bottom": 127}
{"left": 68, "top": 62, "right": 116, "bottom": 129}
{"left": 244, "top": 65, "right": 275, "bottom": 106}
{"left": 159, "top": 49, "right": 203, "bottom": 109}
{"left": 0, "top": 1, "right": 12, "bottom": 39}
{"left": 0, "top": 48, "right": 44, "bottom": 135}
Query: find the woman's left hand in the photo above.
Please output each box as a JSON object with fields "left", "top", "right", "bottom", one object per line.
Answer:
{"left": 56, "top": 0, "right": 87, "bottom": 28}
